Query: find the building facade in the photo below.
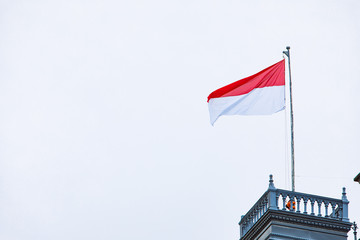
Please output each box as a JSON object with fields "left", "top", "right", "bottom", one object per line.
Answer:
{"left": 239, "top": 175, "right": 352, "bottom": 240}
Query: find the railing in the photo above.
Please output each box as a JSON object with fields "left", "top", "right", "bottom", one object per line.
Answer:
{"left": 239, "top": 175, "right": 349, "bottom": 238}
{"left": 239, "top": 191, "right": 269, "bottom": 237}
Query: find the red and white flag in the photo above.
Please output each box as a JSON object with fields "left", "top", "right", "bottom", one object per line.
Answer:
{"left": 207, "top": 59, "right": 285, "bottom": 125}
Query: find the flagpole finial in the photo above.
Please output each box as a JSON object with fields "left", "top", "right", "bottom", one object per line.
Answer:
{"left": 283, "top": 46, "right": 290, "bottom": 57}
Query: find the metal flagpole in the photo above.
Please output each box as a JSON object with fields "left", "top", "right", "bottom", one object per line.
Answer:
{"left": 283, "top": 46, "right": 295, "bottom": 192}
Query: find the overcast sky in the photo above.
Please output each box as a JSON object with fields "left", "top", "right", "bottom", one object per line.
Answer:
{"left": 0, "top": 1, "right": 359, "bottom": 239}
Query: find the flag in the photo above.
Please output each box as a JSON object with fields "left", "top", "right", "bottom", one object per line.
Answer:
{"left": 207, "top": 59, "right": 285, "bottom": 125}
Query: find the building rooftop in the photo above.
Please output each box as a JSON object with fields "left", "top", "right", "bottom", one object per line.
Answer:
{"left": 239, "top": 175, "right": 352, "bottom": 240}
{"left": 354, "top": 172, "right": 360, "bottom": 184}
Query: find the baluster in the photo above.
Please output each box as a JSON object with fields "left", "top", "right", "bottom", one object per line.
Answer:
{"left": 317, "top": 200, "right": 322, "bottom": 217}
{"left": 310, "top": 198, "right": 315, "bottom": 215}
{"left": 263, "top": 201, "right": 267, "bottom": 215}
{"left": 276, "top": 193, "right": 280, "bottom": 209}
{"left": 303, "top": 197, "right": 308, "bottom": 214}
{"left": 240, "top": 216, "right": 244, "bottom": 237}
{"left": 336, "top": 205, "right": 342, "bottom": 219}
{"left": 264, "top": 198, "right": 268, "bottom": 212}
{"left": 282, "top": 195, "right": 287, "bottom": 210}
{"left": 330, "top": 203, "right": 336, "bottom": 218}
{"left": 324, "top": 201, "right": 329, "bottom": 217}
{"left": 259, "top": 203, "right": 262, "bottom": 217}
{"left": 296, "top": 196, "right": 301, "bottom": 213}
{"left": 265, "top": 199, "right": 268, "bottom": 212}
{"left": 290, "top": 196, "right": 295, "bottom": 212}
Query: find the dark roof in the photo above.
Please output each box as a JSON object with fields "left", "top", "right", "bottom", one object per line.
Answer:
{"left": 354, "top": 172, "right": 360, "bottom": 183}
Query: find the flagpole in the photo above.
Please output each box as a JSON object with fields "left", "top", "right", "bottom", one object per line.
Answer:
{"left": 283, "top": 46, "right": 295, "bottom": 192}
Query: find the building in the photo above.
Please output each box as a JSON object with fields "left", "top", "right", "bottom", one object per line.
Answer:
{"left": 239, "top": 175, "right": 352, "bottom": 240}
{"left": 354, "top": 173, "right": 360, "bottom": 184}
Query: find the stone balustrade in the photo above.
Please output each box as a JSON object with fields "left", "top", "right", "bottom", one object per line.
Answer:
{"left": 239, "top": 175, "right": 349, "bottom": 238}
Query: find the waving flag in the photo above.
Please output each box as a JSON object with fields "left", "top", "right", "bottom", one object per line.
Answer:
{"left": 207, "top": 59, "right": 285, "bottom": 125}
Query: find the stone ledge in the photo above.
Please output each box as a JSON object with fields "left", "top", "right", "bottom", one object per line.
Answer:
{"left": 240, "top": 209, "right": 352, "bottom": 240}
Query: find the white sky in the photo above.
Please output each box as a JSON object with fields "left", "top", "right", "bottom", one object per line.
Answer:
{"left": 0, "top": 1, "right": 359, "bottom": 239}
